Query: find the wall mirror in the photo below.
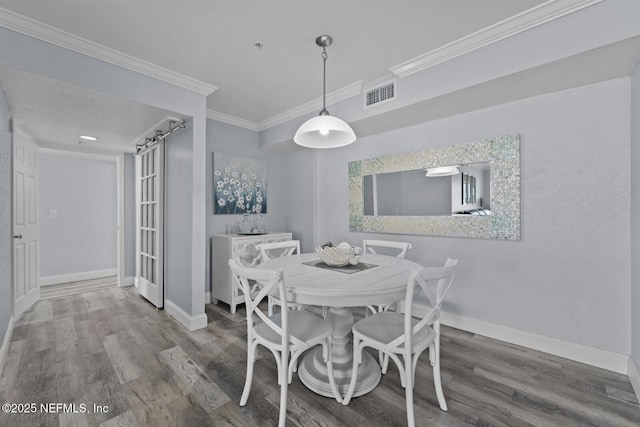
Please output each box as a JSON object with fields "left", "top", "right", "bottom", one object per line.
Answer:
{"left": 349, "top": 134, "right": 520, "bottom": 240}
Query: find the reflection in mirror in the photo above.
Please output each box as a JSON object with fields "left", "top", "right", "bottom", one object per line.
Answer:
{"left": 452, "top": 163, "right": 491, "bottom": 215}
{"left": 348, "top": 134, "right": 520, "bottom": 240}
{"left": 363, "top": 170, "right": 451, "bottom": 216}
{"left": 363, "top": 162, "right": 491, "bottom": 216}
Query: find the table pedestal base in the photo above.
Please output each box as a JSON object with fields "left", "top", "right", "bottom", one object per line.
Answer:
{"left": 298, "top": 347, "right": 381, "bottom": 398}
{"left": 297, "top": 306, "right": 381, "bottom": 398}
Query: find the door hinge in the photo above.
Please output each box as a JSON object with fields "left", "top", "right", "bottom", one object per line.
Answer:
{"left": 9, "top": 118, "right": 13, "bottom": 133}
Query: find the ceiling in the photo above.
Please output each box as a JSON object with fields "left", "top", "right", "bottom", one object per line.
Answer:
{"left": 0, "top": 66, "right": 187, "bottom": 153}
{"left": 0, "top": 0, "right": 613, "bottom": 153}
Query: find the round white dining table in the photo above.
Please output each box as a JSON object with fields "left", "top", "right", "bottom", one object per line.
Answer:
{"left": 259, "top": 252, "right": 421, "bottom": 399}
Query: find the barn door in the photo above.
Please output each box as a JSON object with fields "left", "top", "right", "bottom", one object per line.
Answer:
{"left": 135, "top": 143, "right": 164, "bottom": 308}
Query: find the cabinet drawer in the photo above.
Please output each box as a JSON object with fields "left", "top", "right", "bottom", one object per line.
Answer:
{"left": 233, "top": 237, "right": 264, "bottom": 266}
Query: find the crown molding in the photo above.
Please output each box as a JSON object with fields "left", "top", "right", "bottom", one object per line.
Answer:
{"left": 0, "top": 7, "right": 218, "bottom": 96}
{"left": 0, "top": 1, "right": 603, "bottom": 131}
{"left": 390, "top": 0, "right": 603, "bottom": 78}
{"left": 207, "top": 77, "right": 361, "bottom": 131}
{"left": 258, "top": 80, "right": 363, "bottom": 131}
{"left": 206, "top": 110, "right": 259, "bottom": 131}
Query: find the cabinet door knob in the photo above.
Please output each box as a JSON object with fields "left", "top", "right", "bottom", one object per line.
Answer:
{"left": 13, "top": 234, "right": 23, "bottom": 239}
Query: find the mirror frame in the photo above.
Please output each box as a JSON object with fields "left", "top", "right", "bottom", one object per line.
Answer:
{"left": 349, "top": 134, "right": 520, "bottom": 240}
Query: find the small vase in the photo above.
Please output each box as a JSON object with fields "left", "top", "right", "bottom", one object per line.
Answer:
{"left": 240, "top": 213, "right": 252, "bottom": 233}
{"left": 253, "top": 214, "right": 265, "bottom": 233}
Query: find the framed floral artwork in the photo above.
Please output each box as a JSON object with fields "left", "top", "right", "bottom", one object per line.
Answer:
{"left": 213, "top": 152, "right": 267, "bottom": 214}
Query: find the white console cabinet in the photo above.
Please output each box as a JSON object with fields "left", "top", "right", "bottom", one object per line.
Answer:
{"left": 211, "top": 232, "right": 292, "bottom": 313}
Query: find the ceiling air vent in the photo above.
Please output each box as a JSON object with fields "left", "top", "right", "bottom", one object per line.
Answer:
{"left": 364, "top": 80, "right": 396, "bottom": 108}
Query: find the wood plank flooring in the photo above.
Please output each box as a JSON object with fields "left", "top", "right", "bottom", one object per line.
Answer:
{"left": 40, "top": 277, "right": 117, "bottom": 300}
{"left": 1, "top": 285, "right": 639, "bottom": 426}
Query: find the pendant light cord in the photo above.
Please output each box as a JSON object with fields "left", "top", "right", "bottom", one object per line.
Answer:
{"left": 320, "top": 47, "right": 329, "bottom": 116}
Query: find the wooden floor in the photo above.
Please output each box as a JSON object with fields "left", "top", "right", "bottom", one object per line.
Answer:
{"left": 1, "top": 286, "right": 639, "bottom": 427}
{"left": 40, "top": 276, "right": 117, "bottom": 300}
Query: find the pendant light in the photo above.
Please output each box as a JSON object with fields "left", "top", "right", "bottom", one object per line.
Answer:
{"left": 294, "top": 35, "right": 356, "bottom": 148}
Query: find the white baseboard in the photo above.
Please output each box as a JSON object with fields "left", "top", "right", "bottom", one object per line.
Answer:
{"left": 441, "top": 311, "right": 629, "bottom": 374}
{"left": 165, "top": 299, "right": 208, "bottom": 331}
{"left": 40, "top": 268, "right": 117, "bottom": 286}
{"left": 629, "top": 357, "right": 640, "bottom": 403}
{"left": 119, "top": 276, "right": 135, "bottom": 287}
{"left": 0, "top": 316, "right": 15, "bottom": 378}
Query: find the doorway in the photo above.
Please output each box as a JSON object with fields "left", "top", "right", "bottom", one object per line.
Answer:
{"left": 12, "top": 135, "right": 39, "bottom": 319}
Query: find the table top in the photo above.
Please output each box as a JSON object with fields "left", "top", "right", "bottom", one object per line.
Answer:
{"left": 259, "top": 253, "right": 420, "bottom": 307}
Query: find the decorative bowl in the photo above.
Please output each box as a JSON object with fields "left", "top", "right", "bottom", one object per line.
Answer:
{"left": 316, "top": 243, "right": 353, "bottom": 267}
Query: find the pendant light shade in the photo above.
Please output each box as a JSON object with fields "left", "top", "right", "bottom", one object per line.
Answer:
{"left": 294, "top": 114, "right": 356, "bottom": 148}
{"left": 294, "top": 35, "right": 356, "bottom": 149}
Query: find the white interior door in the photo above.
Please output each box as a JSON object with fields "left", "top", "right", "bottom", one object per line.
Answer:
{"left": 135, "top": 143, "right": 164, "bottom": 308}
{"left": 13, "top": 136, "right": 39, "bottom": 318}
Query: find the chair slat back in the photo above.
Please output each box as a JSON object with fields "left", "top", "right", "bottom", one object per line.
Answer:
{"left": 363, "top": 239, "right": 412, "bottom": 258}
{"left": 228, "top": 258, "right": 306, "bottom": 348}
{"left": 229, "top": 258, "right": 289, "bottom": 343}
{"left": 256, "top": 240, "right": 300, "bottom": 263}
{"left": 385, "top": 259, "right": 457, "bottom": 352}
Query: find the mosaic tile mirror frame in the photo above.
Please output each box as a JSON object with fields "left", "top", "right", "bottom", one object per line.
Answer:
{"left": 348, "top": 134, "right": 520, "bottom": 240}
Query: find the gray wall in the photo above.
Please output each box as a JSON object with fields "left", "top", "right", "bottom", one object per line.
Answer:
{"left": 251, "top": 0, "right": 638, "bottom": 361}
{"left": 165, "top": 119, "right": 194, "bottom": 311}
{"left": 205, "top": 119, "right": 290, "bottom": 294}
{"left": 313, "top": 78, "right": 631, "bottom": 355}
{"left": 124, "top": 153, "right": 136, "bottom": 278}
{"left": 39, "top": 152, "right": 117, "bottom": 278}
{"left": 631, "top": 63, "right": 640, "bottom": 371}
{"left": 0, "top": 84, "right": 12, "bottom": 346}
{"left": 283, "top": 149, "right": 317, "bottom": 253}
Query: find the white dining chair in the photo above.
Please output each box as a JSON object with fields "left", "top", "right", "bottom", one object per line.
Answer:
{"left": 342, "top": 259, "right": 458, "bottom": 427}
{"left": 362, "top": 239, "right": 413, "bottom": 367}
{"left": 256, "top": 240, "right": 302, "bottom": 316}
{"left": 229, "top": 258, "right": 341, "bottom": 427}
{"left": 362, "top": 239, "right": 412, "bottom": 313}
{"left": 362, "top": 239, "right": 412, "bottom": 259}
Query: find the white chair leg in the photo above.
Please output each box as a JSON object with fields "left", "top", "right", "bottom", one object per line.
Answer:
{"left": 432, "top": 341, "right": 448, "bottom": 411}
{"left": 240, "top": 342, "right": 256, "bottom": 406}
{"left": 404, "top": 354, "right": 416, "bottom": 427}
{"left": 380, "top": 352, "right": 389, "bottom": 374}
{"left": 386, "top": 353, "right": 406, "bottom": 388}
{"left": 289, "top": 350, "right": 303, "bottom": 382}
{"left": 278, "top": 350, "right": 288, "bottom": 427}
{"left": 342, "top": 339, "right": 362, "bottom": 405}
{"left": 268, "top": 295, "right": 274, "bottom": 316}
{"left": 324, "top": 339, "right": 342, "bottom": 403}
{"left": 412, "top": 353, "right": 420, "bottom": 384}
